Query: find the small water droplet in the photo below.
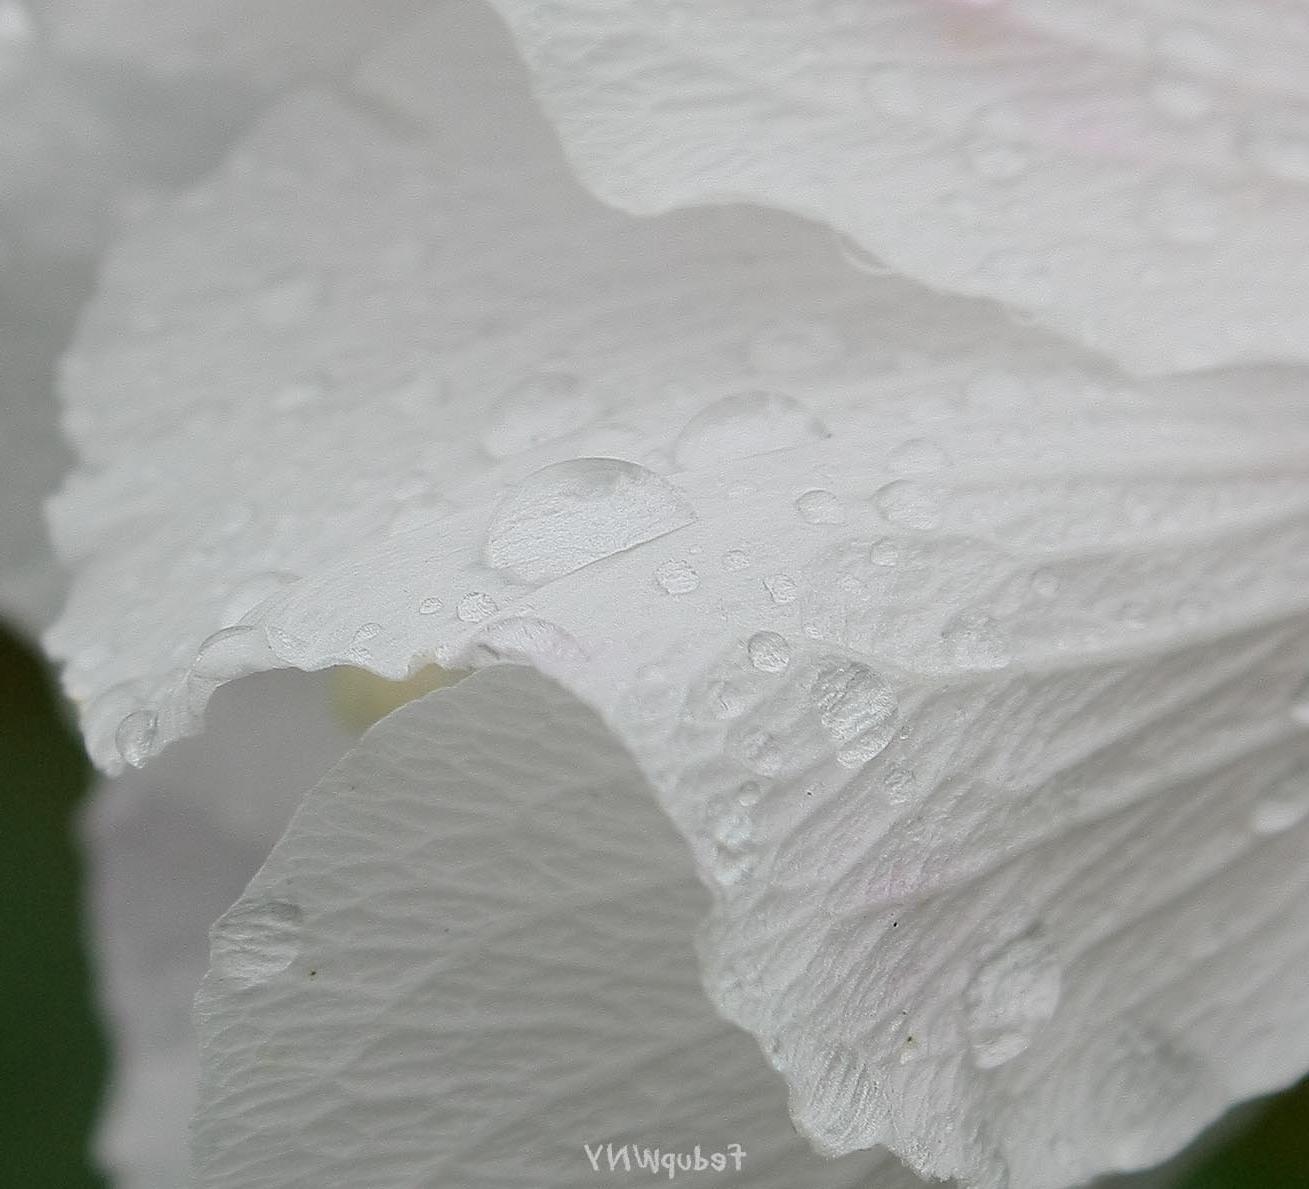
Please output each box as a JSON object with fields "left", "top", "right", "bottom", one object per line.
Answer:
{"left": 764, "top": 573, "right": 800, "bottom": 604}
{"left": 418, "top": 596, "right": 444, "bottom": 616}
{"left": 210, "top": 899, "right": 303, "bottom": 987}
{"left": 722, "top": 547, "right": 751, "bottom": 572}
{"left": 482, "top": 370, "right": 601, "bottom": 458}
{"left": 869, "top": 538, "right": 901, "bottom": 567}
{"left": 942, "top": 611, "right": 1012, "bottom": 670}
{"left": 485, "top": 458, "right": 696, "bottom": 584}
{"left": 1030, "top": 568, "right": 1061, "bottom": 599}
{"left": 115, "top": 709, "right": 158, "bottom": 768}
{"left": 351, "top": 622, "right": 382, "bottom": 646}
{"left": 874, "top": 480, "right": 942, "bottom": 530}
{"left": 795, "top": 488, "right": 846, "bottom": 525}
{"left": 748, "top": 630, "right": 792, "bottom": 673}
{"left": 654, "top": 559, "right": 700, "bottom": 595}
{"left": 889, "top": 437, "right": 950, "bottom": 474}
{"left": 964, "top": 934, "right": 1062, "bottom": 1069}
{"left": 457, "top": 591, "right": 499, "bottom": 623}
{"left": 192, "top": 625, "right": 278, "bottom": 682}
{"left": 673, "top": 390, "right": 829, "bottom": 470}
{"left": 747, "top": 319, "right": 845, "bottom": 373}
{"left": 812, "top": 662, "right": 899, "bottom": 766}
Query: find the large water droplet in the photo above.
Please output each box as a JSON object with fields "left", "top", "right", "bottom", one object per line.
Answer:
{"left": 942, "top": 610, "right": 1012, "bottom": 670}
{"left": 672, "top": 390, "right": 829, "bottom": 470}
{"left": 748, "top": 631, "right": 792, "bottom": 673}
{"left": 654, "top": 559, "right": 700, "bottom": 594}
{"left": 484, "top": 458, "right": 696, "bottom": 584}
{"left": 747, "top": 319, "right": 845, "bottom": 373}
{"left": 874, "top": 480, "right": 943, "bottom": 530}
{"left": 115, "top": 709, "right": 158, "bottom": 768}
{"left": 192, "top": 625, "right": 278, "bottom": 682}
{"left": 812, "top": 661, "right": 899, "bottom": 767}
{"left": 964, "top": 934, "right": 1062, "bottom": 1069}
{"left": 795, "top": 488, "right": 846, "bottom": 525}
{"left": 210, "top": 899, "right": 303, "bottom": 988}
{"left": 482, "top": 371, "right": 601, "bottom": 458}
{"left": 764, "top": 573, "right": 800, "bottom": 604}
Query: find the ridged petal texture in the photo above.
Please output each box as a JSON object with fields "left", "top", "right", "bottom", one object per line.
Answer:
{"left": 486, "top": 0, "right": 1309, "bottom": 374}
{"left": 45, "top": 3, "right": 1309, "bottom": 1186}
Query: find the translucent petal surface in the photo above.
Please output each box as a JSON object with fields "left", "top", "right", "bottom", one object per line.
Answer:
{"left": 194, "top": 664, "right": 908, "bottom": 1187}
{"left": 485, "top": 0, "right": 1309, "bottom": 374}
{"left": 47, "top": 3, "right": 1309, "bottom": 1185}
{"left": 83, "top": 670, "right": 355, "bottom": 1188}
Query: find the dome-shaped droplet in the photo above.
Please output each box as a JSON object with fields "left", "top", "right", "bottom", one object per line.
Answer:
{"left": 210, "top": 899, "right": 303, "bottom": 988}
{"left": 812, "top": 661, "right": 899, "bottom": 767}
{"left": 764, "top": 573, "right": 800, "bottom": 604}
{"left": 192, "top": 625, "right": 279, "bottom": 682}
{"left": 673, "top": 390, "right": 829, "bottom": 470}
{"left": 874, "top": 480, "right": 942, "bottom": 530}
{"left": 457, "top": 591, "right": 499, "bottom": 623}
{"left": 418, "top": 596, "right": 444, "bottom": 616}
{"left": 115, "top": 708, "right": 158, "bottom": 768}
{"left": 795, "top": 488, "right": 846, "bottom": 525}
{"left": 722, "top": 547, "right": 751, "bottom": 572}
{"left": 655, "top": 559, "right": 700, "bottom": 594}
{"left": 942, "top": 611, "right": 1012, "bottom": 670}
{"left": 747, "top": 319, "right": 844, "bottom": 373}
{"left": 964, "top": 934, "right": 1062, "bottom": 1069}
{"left": 747, "top": 630, "right": 791, "bottom": 673}
{"left": 869, "top": 538, "right": 901, "bottom": 567}
{"left": 484, "top": 458, "right": 696, "bottom": 584}
{"left": 482, "top": 370, "right": 601, "bottom": 458}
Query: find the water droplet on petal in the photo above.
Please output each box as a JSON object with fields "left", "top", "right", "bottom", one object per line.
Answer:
{"left": 210, "top": 899, "right": 303, "bottom": 987}
{"left": 115, "top": 709, "right": 158, "bottom": 768}
{"left": 484, "top": 458, "right": 696, "bottom": 584}
{"left": 812, "top": 662, "right": 899, "bottom": 766}
{"left": 457, "top": 592, "right": 499, "bottom": 623}
{"left": 764, "top": 573, "right": 800, "bottom": 604}
{"left": 722, "top": 547, "right": 751, "bottom": 572}
{"left": 964, "top": 934, "right": 1062, "bottom": 1069}
{"left": 795, "top": 488, "right": 846, "bottom": 525}
{"left": 869, "top": 538, "right": 901, "bottom": 567}
{"left": 875, "top": 480, "right": 942, "bottom": 530}
{"left": 1030, "top": 568, "right": 1061, "bottom": 599}
{"left": 942, "top": 610, "right": 1012, "bottom": 670}
{"left": 748, "top": 630, "right": 791, "bottom": 673}
{"left": 655, "top": 559, "right": 700, "bottom": 594}
{"left": 747, "top": 319, "right": 845, "bottom": 373}
{"left": 482, "top": 371, "right": 601, "bottom": 458}
{"left": 673, "top": 390, "right": 829, "bottom": 469}
{"left": 418, "top": 596, "right": 444, "bottom": 616}
{"left": 192, "top": 625, "right": 278, "bottom": 682}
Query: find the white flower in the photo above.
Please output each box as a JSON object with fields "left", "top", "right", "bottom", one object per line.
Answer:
{"left": 7, "top": 1, "right": 1309, "bottom": 1187}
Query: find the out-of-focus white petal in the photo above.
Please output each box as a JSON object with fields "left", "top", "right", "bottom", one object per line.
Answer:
{"left": 83, "top": 669, "right": 356, "bottom": 1189}
{"left": 485, "top": 0, "right": 1309, "bottom": 374}
{"left": 47, "top": 3, "right": 1309, "bottom": 1184}
{"left": 193, "top": 664, "right": 911, "bottom": 1187}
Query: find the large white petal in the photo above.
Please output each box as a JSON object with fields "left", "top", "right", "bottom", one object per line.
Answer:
{"left": 194, "top": 663, "right": 907, "bottom": 1187}
{"left": 83, "top": 669, "right": 356, "bottom": 1188}
{"left": 485, "top": 0, "right": 1309, "bottom": 374}
{"left": 46, "top": 3, "right": 1309, "bottom": 1184}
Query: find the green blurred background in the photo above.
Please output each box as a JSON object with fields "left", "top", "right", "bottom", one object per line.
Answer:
{"left": 0, "top": 614, "right": 1306, "bottom": 1188}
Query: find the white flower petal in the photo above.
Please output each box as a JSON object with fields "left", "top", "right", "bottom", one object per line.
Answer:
{"left": 194, "top": 664, "right": 910, "bottom": 1187}
{"left": 83, "top": 669, "right": 356, "bottom": 1188}
{"left": 47, "top": 3, "right": 1309, "bottom": 1184}
{"left": 485, "top": 0, "right": 1309, "bottom": 374}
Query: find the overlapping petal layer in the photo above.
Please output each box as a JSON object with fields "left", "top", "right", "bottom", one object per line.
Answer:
{"left": 486, "top": 0, "right": 1309, "bottom": 374}
{"left": 46, "top": 3, "right": 1309, "bottom": 1185}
